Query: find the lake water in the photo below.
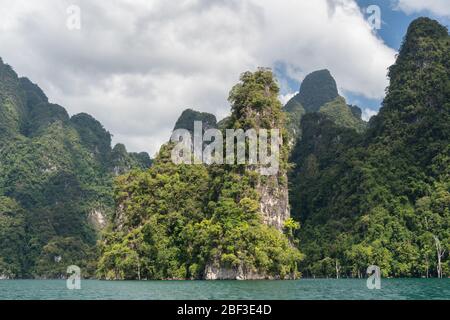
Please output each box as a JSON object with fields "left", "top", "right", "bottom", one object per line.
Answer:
{"left": 0, "top": 279, "right": 449, "bottom": 300}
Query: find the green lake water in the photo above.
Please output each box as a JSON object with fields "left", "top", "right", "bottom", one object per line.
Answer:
{"left": 0, "top": 279, "right": 448, "bottom": 300}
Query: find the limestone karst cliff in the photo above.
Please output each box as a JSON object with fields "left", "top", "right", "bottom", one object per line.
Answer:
{"left": 99, "top": 69, "right": 302, "bottom": 280}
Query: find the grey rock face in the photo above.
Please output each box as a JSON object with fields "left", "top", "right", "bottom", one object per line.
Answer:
{"left": 257, "top": 176, "right": 290, "bottom": 232}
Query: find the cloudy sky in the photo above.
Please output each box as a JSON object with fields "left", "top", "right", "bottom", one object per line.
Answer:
{"left": 0, "top": 0, "right": 448, "bottom": 155}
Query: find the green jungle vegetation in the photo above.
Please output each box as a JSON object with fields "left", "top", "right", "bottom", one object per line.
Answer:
{"left": 288, "top": 17, "right": 449, "bottom": 278}
{"left": 0, "top": 17, "right": 448, "bottom": 279}
{"left": 0, "top": 58, "right": 151, "bottom": 278}
{"left": 97, "top": 69, "right": 303, "bottom": 280}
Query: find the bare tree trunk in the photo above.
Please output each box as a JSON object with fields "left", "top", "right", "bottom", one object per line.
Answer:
{"left": 137, "top": 259, "right": 141, "bottom": 281}
{"left": 335, "top": 259, "right": 340, "bottom": 279}
{"left": 433, "top": 235, "right": 445, "bottom": 279}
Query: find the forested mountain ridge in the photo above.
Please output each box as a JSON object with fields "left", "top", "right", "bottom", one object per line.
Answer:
{"left": 1, "top": 17, "right": 448, "bottom": 280}
{"left": 0, "top": 58, "right": 151, "bottom": 278}
{"left": 289, "top": 17, "right": 449, "bottom": 278}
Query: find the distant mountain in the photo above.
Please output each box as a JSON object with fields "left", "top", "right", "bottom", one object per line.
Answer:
{"left": 0, "top": 58, "right": 151, "bottom": 279}
{"left": 285, "top": 69, "right": 339, "bottom": 113}
{"left": 111, "top": 143, "right": 152, "bottom": 176}
{"left": 173, "top": 108, "right": 217, "bottom": 133}
{"left": 284, "top": 69, "right": 366, "bottom": 141}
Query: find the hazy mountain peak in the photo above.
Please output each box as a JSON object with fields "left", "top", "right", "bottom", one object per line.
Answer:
{"left": 173, "top": 108, "right": 217, "bottom": 133}
{"left": 284, "top": 69, "right": 364, "bottom": 140}
{"left": 297, "top": 69, "right": 339, "bottom": 113}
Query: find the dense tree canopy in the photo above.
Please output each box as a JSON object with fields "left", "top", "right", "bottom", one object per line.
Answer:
{"left": 0, "top": 58, "right": 151, "bottom": 278}
{"left": 289, "top": 17, "right": 449, "bottom": 278}
{"left": 98, "top": 69, "right": 302, "bottom": 280}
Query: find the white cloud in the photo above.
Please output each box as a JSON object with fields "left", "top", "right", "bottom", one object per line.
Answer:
{"left": 394, "top": 0, "right": 450, "bottom": 17}
{"left": 279, "top": 92, "right": 296, "bottom": 105}
{"left": 362, "top": 108, "right": 378, "bottom": 121}
{"left": 0, "top": 0, "right": 396, "bottom": 154}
